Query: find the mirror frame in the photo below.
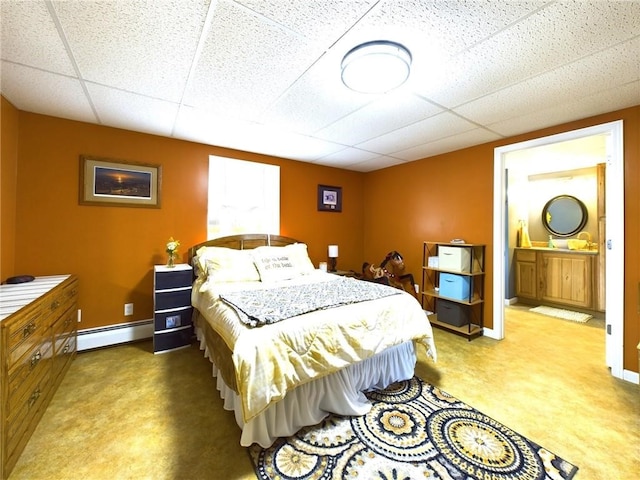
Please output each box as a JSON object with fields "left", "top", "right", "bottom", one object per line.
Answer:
{"left": 542, "top": 194, "right": 588, "bottom": 237}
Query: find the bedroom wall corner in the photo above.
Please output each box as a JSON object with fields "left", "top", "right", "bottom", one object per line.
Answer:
{"left": 1, "top": 96, "right": 19, "bottom": 281}
{"left": 12, "top": 112, "right": 366, "bottom": 335}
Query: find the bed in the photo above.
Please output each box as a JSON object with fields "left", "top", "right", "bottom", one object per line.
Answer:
{"left": 188, "top": 233, "right": 437, "bottom": 447}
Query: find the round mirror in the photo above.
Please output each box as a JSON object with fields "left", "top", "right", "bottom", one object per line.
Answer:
{"left": 542, "top": 195, "right": 588, "bottom": 237}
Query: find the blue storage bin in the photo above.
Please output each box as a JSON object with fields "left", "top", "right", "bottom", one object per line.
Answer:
{"left": 439, "top": 273, "right": 471, "bottom": 300}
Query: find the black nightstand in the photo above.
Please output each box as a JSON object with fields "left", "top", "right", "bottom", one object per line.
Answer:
{"left": 153, "top": 264, "right": 193, "bottom": 353}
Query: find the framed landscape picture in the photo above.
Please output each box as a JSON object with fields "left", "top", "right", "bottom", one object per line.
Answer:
{"left": 79, "top": 155, "right": 161, "bottom": 208}
{"left": 317, "top": 184, "right": 342, "bottom": 212}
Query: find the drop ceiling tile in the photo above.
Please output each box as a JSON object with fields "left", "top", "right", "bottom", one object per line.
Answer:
{"left": 174, "top": 105, "right": 345, "bottom": 161}
{"left": 234, "top": 0, "right": 378, "bottom": 43}
{"left": 315, "top": 147, "right": 381, "bottom": 167}
{"left": 424, "top": 1, "right": 640, "bottom": 107}
{"left": 183, "top": 0, "right": 327, "bottom": 118}
{"left": 173, "top": 106, "right": 257, "bottom": 148}
{"left": 392, "top": 128, "right": 503, "bottom": 162}
{"left": 51, "top": 0, "right": 211, "bottom": 102}
{"left": 315, "top": 92, "right": 443, "bottom": 145}
{"left": 0, "top": 62, "right": 96, "bottom": 123}
{"left": 1, "top": 1, "right": 76, "bottom": 75}
{"left": 455, "top": 38, "right": 640, "bottom": 128}
{"left": 345, "top": 155, "right": 406, "bottom": 173}
{"left": 359, "top": 0, "right": 544, "bottom": 57}
{"left": 260, "top": 47, "right": 373, "bottom": 135}
{"left": 488, "top": 80, "right": 640, "bottom": 138}
{"left": 87, "top": 84, "right": 178, "bottom": 137}
{"left": 357, "top": 111, "right": 478, "bottom": 155}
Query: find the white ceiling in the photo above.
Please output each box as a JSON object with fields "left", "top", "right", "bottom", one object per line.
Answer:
{"left": 2, "top": 0, "right": 639, "bottom": 172}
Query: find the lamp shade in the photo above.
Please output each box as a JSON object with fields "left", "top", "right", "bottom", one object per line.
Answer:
{"left": 328, "top": 245, "right": 339, "bottom": 258}
{"left": 341, "top": 40, "right": 412, "bottom": 94}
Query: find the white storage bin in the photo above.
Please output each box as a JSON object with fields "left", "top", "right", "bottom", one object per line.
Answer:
{"left": 438, "top": 246, "right": 471, "bottom": 272}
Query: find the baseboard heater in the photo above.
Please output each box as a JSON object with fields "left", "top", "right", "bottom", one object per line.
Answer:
{"left": 77, "top": 319, "right": 154, "bottom": 351}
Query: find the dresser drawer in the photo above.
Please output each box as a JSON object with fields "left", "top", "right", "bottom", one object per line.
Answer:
{"left": 154, "top": 288, "right": 191, "bottom": 311}
{"left": 153, "top": 327, "right": 193, "bottom": 352}
{"left": 48, "top": 277, "right": 79, "bottom": 323}
{"left": 53, "top": 333, "right": 76, "bottom": 383}
{"left": 154, "top": 307, "right": 192, "bottom": 331}
{"left": 6, "top": 371, "right": 52, "bottom": 467}
{"left": 7, "top": 340, "right": 52, "bottom": 407}
{"left": 6, "top": 304, "right": 47, "bottom": 368}
{"left": 6, "top": 368, "right": 52, "bottom": 438}
{"left": 52, "top": 306, "right": 77, "bottom": 345}
{"left": 155, "top": 269, "right": 192, "bottom": 290}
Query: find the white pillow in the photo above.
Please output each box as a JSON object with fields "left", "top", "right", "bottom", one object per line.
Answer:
{"left": 196, "top": 246, "right": 260, "bottom": 283}
{"left": 284, "top": 243, "right": 315, "bottom": 274}
{"left": 252, "top": 246, "right": 299, "bottom": 283}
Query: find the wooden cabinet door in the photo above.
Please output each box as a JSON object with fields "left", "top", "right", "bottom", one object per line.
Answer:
{"left": 540, "top": 253, "right": 592, "bottom": 308}
{"left": 516, "top": 261, "right": 537, "bottom": 299}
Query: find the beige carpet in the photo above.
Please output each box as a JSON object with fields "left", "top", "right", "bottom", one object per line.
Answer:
{"left": 8, "top": 305, "right": 639, "bottom": 480}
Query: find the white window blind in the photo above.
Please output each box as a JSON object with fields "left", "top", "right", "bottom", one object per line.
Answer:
{"left": 207, "top": 156, "right": 280, "bottom": 239}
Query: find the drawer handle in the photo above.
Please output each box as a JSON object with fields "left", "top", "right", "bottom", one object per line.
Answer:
{"left": 63, "top": 344, "right": 71, "bottom": 354}
{"left": 64, "top": 316, "right": 72, "bottom": 327}
{"left": 30, "top": 350, "right": 42, "bottom": 368}
{"left": 51, "top": 300, "right": 60, "bottom": 310}
{"left": 23, "top": 322, "right": 36, "bottom": 338}
{"left": 28, "top": 388, "right": 41, "bottom": 409}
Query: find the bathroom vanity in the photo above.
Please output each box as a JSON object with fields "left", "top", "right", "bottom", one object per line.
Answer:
{"left": 515, "top": 247, "right": 599, "bottom": 310}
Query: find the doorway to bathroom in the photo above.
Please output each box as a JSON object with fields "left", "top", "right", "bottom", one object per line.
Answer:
{"left": 492, "top": 121, "right": 624, "bottom": 380}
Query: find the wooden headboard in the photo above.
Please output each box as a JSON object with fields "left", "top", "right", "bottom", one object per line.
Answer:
{"left": 188, "top": 233, "right": 301, "bottom": 265}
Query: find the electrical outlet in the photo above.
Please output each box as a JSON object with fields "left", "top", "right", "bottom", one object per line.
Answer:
{"left": 124, "top": 303, "right": 134, "bottom": 316}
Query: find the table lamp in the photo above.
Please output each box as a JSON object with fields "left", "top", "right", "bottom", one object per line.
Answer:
{"left": 328, "top": 245, "right": 339, "bottom": 272}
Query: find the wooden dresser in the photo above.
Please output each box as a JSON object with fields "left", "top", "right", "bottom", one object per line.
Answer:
{"left": 0, "top": 275, "right": 78, "bottom": 479}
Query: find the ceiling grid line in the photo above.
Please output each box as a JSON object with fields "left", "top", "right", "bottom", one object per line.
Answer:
{"left": 43, "top": 0, "right": 101, "bottom": 124}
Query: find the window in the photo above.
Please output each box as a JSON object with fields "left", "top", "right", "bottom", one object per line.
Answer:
{"left": 207, "top": 156, "right": 280, "bottom": 239}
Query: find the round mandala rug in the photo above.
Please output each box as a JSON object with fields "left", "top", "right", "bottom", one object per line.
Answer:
{"left": 248, "top": 377, "right": 578, "bottom": 480}
{"left": 427, "top": 407, "right": 545, "bottom": 480}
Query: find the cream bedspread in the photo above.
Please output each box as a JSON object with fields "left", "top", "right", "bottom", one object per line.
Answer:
{"left": 192, "top": 271, "right": 436, "bottom": 422}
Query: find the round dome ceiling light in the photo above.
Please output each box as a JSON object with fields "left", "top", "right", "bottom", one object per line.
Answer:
{"left": 341, "top": 40, "right": 412, "bottom": 94}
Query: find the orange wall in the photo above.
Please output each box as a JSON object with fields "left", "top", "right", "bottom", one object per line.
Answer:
{"left": 10, "top": 111, "right": 364, "bottom": 330}
{"left": 1, "top": 97, "right": 19, "bottom": 279}
{"left": 363, "top": 106, "right": 640, "bottom": 373}
{"left": 3, "top": 98, "right": 638, "bottom": 373}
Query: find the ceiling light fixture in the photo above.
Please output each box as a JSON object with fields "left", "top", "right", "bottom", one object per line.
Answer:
{"left": 341, "top": 40, "right": 412, "bottom": 94}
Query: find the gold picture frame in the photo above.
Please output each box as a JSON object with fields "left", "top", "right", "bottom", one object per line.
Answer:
{"left": 79, "top": 155, "right": 161, "bottom": 208}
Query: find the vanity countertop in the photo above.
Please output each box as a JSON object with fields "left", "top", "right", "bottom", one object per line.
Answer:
{"left": 515, "top": 246, "right": 598, "bottom": 255}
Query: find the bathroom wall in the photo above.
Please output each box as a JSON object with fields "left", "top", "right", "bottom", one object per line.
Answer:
{"left": 526, "top": 167, "right": 598, "bottom": 243}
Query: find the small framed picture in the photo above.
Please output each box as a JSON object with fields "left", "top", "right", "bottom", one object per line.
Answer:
{"left": 317, "top": 184, "right": 342, "bottom": 212}
{"left": 79, "top": 155, "right": 161, "bottom": 208}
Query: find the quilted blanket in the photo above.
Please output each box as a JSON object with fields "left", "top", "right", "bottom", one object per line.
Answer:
{"left": 219, "top": 276, "right": 401, "bottom": 327}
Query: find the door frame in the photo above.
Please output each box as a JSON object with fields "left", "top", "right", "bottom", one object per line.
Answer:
{"left": 491, "top": 120, "right": 625, "bottom": 380}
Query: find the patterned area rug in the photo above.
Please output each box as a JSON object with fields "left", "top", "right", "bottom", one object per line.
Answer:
{"left": 249, "top": 377, "right": 578, "bottom": 480}
{"left": 529, "top": 305, "right": 592, "bottom": 323}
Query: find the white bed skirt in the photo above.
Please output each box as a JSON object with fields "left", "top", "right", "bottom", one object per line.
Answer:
{"left": 195, "top": 327, "right": 417, "bottom": 447}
